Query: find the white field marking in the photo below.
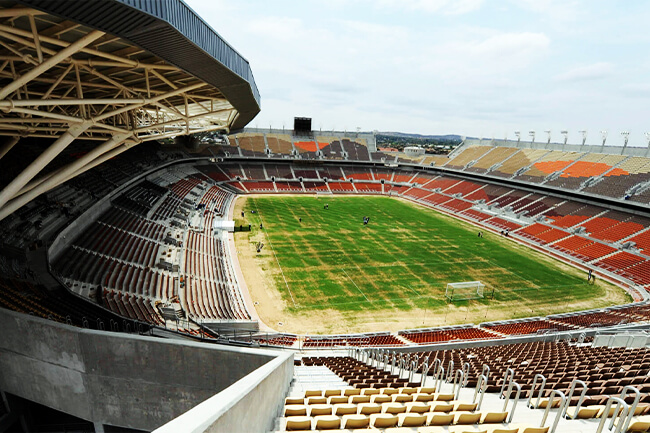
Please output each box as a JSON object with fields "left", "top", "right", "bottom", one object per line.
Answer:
{"left": 341, "top": 267, "right": 372, "bottom": 304}
{"left": 252, "top": 198, "right": 297, "bottom": 308}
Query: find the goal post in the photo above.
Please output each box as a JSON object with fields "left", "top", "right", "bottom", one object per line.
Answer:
{"left": 445, "top": 281, "right": 488, "bottom": 301}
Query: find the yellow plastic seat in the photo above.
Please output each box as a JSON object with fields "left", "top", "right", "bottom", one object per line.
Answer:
{"left": 484, "top": 426, "right": 519, "bottom": 433}
{"left": 533, "top": 397, "right": 561, "bottom": 409}
{"left": 333, "top": 403, "right": 357, "bottom": 416}
{"left": 342, "top": 414, "right": 370, "bottom": 429}
{"left": 382, "top": 387, "right": 399, "bottom": 395}
{"left": 400, "top": 387, "right": 418, "bottom": 395}
{"left": 454, "top": 411, "right": 482, "bottom": 425}
{"left": 305, "top": 389, "right": 323, "bottom": 397}
{"left": 314, "top": 414, "right": 341, "bottom": 430}
{"left": 358, "top": 402, "right": 382, "bottom": 415}
{"left": 454, "top": 401, "right": 478, "bottom": 412}
{"left": 564, "top": 405, "right": 600, "bottom": 419}
{"left": 285, "top": 397, "right": 304, "bottom": 405}
{"left": 362, "top": 388, "right": 381, "bottom": 396}
{"left": 427, "top": 412, "right": 455, "bottom": 426}
{"left": 433, "top": 393, "right": 455, "bottom": 401}
{"left": 511, "top": 425, "right": 549, "bottom": 433}
{"left": 370, "top": 413, "right": 399, "bottom": 428}
{"left": 383, "top": 402, "right": 407, "bottom": 414}
{"left": 371, "top": 394, "right": 392, "bottom": 404}
{"left": 418, "top": 386, "right": 437, "bottom": 394}
{"left": 399, "top": 413, "right": 428, "bottom": 427}
{"left": 621, "top": 415, "right": 650, "bottom": 432}
{"left": 429, "top": 402, "right": 454, "bottom": 412}
{"left": 306, "top": 396, "right": 327, "bottom": 405}
{"left": 393, "top": 394, "right": 414, "bottom": 403}
{"left": 309, "top": 403, "right": 332, "bottom": 416}
{"left": 480, "top": 411, "right": 508, "bottom": 424}
{"left": 415, "top": 393, "right": 435, "bottom": 402}
{"left": 284, "top": 404, "right": 307, "bottom": 417}
{"left": 328, "top": 395, "right": 349, "bottom": 405}
{"left": 406, "top": 401, "right": 431, "bottom": 413}
{"left": 285, "top": 415, "right": 311, "bottom": 431}
{"left": 594, "top": 404, "right": 624, "bottom": 418}
{"left": 325, "top": 389, "right": 342, "bottom": 397}
{"left": 344, "top": 388, "right": 361, "bottom": 396}
{"left": 350, "top": 395, "right": 371, "bottom": 404}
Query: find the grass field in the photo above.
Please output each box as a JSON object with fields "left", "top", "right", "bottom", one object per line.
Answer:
{"left": 233, "top": 195, "right": 630, "bottom": 334}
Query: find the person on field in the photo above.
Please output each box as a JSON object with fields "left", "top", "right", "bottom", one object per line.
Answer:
{"left": 299, "top": 217, "right": 302, "bottom": 223}
{"left": 588, "top": 269, "right": 592, "bottom": 282}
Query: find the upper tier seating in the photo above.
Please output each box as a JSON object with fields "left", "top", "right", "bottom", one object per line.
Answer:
{"left": 465, "top": 146, "right": 520, "bottom": 174}
{"left": 235, "top": 133, "right": 267, "bottom": 157}
{"left": 267, "top": 133, "right": 294, "bottom": 156}
{"left": 513, "top": 150, "right": 584, "bottom": 184}
{"left": 582, "top": 156, "right": 650, "bottom": 200}
{"left": 445, "top": 146, "right": 492, "bottom": 169}
{"left": 544, "top": 152, "right": 627, "bottom": 191}
{"left": 490, "top": 149, "right": 549, "bottom": 178}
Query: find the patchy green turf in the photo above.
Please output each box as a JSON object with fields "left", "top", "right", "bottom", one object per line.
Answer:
{"left": 237, "top": 195, "right": 627, "bottom": 318}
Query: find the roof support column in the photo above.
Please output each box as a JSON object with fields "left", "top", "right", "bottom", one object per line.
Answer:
{"left": 0, "top": 132, "right": 133, "bottom": 221}
{"left": 0, "top": 135, "right": 19, "bottom": 159}
{"left": 0, "top": 119, "right": 93, "bottom": 209}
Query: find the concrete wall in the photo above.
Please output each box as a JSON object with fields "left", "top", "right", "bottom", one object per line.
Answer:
{"left": 0, "top": 309, "right": 285, "bottom": 431}
{"left": 153, "top": 351, "right": 293, "bottom": 433}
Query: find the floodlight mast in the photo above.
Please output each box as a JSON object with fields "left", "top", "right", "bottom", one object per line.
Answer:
{"left": 561, "top": 130, "right": 568, "bottom": 146}
{"left": 621, "top": 131, "right": 630, "bottom": 150}
{"left": 579, "top": 130, "right": 587, "bottom": 146}
{"left": 544, "top": 130, "right": 551, "bottom": 149}
{"left": 600, "top": 130, "right": 608, "bottom": 147}
{"left": 645, "top": 132, "right": 650, "bottom": 148}
{"left": 529, "top": 130, "right": 536, "bottom": 143}
{"left": 514, "top": 131, "right": 521, "bottom": 145}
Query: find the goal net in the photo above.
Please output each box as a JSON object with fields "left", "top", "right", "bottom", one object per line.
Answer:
{"left": 445, "top": 281, "right": 486, "bottom": 301}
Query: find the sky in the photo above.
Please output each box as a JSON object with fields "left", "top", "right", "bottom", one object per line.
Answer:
{"left": 185, "top": 0, "right": 650, "bottom": 147}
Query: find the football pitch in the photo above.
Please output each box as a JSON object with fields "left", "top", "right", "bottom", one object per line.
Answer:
{"left": 234, "top": 195, "right": 629, "bottom": 333}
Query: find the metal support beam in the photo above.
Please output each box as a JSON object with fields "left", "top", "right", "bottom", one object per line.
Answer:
{"left": 0, "top": 29, "right": 104, "bottom": 100}
{"left": 0, "top": 133, "right": 133, "bottom": 221}
{"left": 0, "top": 135, "right": 19, "bottom": 159}
{"left": 15, "top": 132, "right": 132, "bottom": 197}
{"left": 0, "top": 120, "right": 93, "bottom": 209}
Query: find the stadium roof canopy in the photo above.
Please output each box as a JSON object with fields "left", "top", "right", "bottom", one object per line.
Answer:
{"left": 0, "top": 0, "right": 260, "bottom": 219}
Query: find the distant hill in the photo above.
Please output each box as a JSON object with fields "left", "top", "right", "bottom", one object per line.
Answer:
{"left": 378, "top": 132, "right": 466, "bottom": 140}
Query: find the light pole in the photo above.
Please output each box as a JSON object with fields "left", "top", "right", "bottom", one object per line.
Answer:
{"left": 600, "top": 130, "right": 608, "bottom": 147}
{"left": 529, "top": 130, "right": 536, "bottom": 144}
{"left": 621, "top": 131, "right": 630, "bottom": 151}
{"left": 561, "top": 130, "right": 568, "bottom": 146}
{"left": 545, "top": 130, "right": 551, "bottom": 148}
{"left": 645, "top": 132, "right": 650, "bottom": 148}
{"left": 579, "top": 130, "right": 587, "bottom": 146}
{"left": 514, "top": 131, "right": 521, "bottom": 146}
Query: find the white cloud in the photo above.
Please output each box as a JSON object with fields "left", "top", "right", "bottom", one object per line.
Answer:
{"left": 555, "top": 62, "right": 614, "bottom": 82}
{"left": 377, "top": 0, "right": 483, "bottom": 15}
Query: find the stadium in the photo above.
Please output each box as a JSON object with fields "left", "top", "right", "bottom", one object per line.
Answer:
{"left": 0, "top": 1, "right": 649, "bottom": 433}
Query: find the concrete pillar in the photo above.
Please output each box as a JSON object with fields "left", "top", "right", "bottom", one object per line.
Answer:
{"left": 0, "top": 120, "right": 92, "bottom": 210}
{"left": 0, "top": 136, "right": 18, "bottom": 160}
{"left": 93, "top": 422, "right": 105, "bottom": 433}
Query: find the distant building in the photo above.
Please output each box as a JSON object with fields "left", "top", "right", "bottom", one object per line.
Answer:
{"left": 404, "top": 146, "right": 425, "bottom": 156}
